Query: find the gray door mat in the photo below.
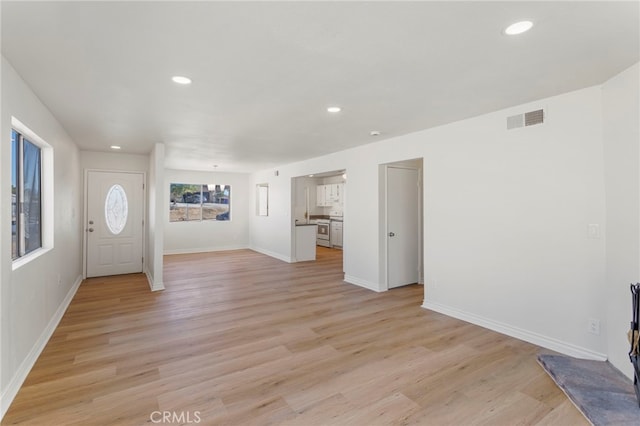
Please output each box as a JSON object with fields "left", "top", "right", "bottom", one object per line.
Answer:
{"left": 537, "top": 354, "right": 639, "bottom": 426}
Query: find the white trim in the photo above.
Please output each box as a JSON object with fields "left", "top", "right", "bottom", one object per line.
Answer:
{"left": 10, "top": 117, "right": 54, "bottom": 266}
{"left": 11, "top": 247, "right": 53, "bottom": 271}
{"left": 249, "top": 246, "right": 293, "bottom": 263}
{"left": 164, "top": 245, "right": 249, "bottom": 255}
{"left": 83, "top": 169, "right": 146, "bottom": 278}
{"left": 344, "top": 275, "right": 383, "bottom": 292}
{"left": 0, "top": 274, "right": 83, "bottom": 420}
{"left": 383, "top": 165, "right": 389, "bottom": 289}
{"left": 145, "top": 267, "right": 164, "bottom": 292}
{"left": 380, "top": 162, "right": 423, "bottom": 291}
{"left": 422, "top": 300, "right": 607, "bottom": 361}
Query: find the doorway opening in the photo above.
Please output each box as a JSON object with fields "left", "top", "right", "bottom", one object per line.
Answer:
{"left": 291, "top": 170, "right": 346, "bottom": 267}
{"left": 379, "top": 159, "right": 423, "bottom": 290}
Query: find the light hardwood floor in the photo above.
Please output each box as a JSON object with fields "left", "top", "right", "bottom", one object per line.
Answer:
{"left": 3, "top": 247, "right": 586, "bottom": 425}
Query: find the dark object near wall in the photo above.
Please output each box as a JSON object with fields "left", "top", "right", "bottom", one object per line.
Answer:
{"left": 629, "top": 283, "right": 640, "bottom": 406}
{"left": 538, "top": 354, "right": 638, "bottom": 425}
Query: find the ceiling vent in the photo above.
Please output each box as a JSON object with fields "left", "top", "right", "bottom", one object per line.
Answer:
{"left": 507, "top": 109, "right": 544, "bottom": 130}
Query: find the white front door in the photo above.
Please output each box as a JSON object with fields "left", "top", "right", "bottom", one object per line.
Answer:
{"left": 86, "top": 171, "right": 144, "bottom": 278}
{"left": 387, "top": 167, "right": 419, "bottom": 288}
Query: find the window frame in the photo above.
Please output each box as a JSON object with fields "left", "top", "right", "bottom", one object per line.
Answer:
{"left": 169, "top": 183, "right": 232, "bottom": 223}
{"left": 256, "top": 183, "right": 269, "bottom": 216}
{"left": 11, "top": 117, "right": 53, "bottom": 270}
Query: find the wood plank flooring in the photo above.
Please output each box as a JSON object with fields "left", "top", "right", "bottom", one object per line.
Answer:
{"left": 3, "top": 247, "right": 586, "bottom": 425}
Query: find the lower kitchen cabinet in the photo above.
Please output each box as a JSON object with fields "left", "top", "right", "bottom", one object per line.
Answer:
{"left": 331, "top": 220, "right": 343, "bottom": 248}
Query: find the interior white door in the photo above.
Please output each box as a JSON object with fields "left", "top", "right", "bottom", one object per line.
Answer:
{"left": 387, "top": 167, "right": 419, "bottom": 288}
{"left": 86, "top": 171, "right": 144, "bottom": 278}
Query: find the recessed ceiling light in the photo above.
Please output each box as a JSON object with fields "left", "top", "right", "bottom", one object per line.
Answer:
{"left": 370, "top": 130, "right": 381, "bottom": 136}
{"left": 110, "top": 145, "right": 121, "bottom": 150}
{"left": 504, "top": 20, "right": 533, "bottom": 35}
{"left": 327, "top": 106, "right": 341, "bottom": 113}
{"left": 309, "top": 174, "right": 314, "bottom": 177}
{"left": 172, "top": 75, "right": 192, "bottom": 85}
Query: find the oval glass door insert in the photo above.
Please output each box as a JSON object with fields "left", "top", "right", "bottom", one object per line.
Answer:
{"left": 105, "top": 184, "right": 128, "bottom": 235}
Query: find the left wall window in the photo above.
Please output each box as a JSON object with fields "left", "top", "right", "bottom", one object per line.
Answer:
{"left": 11, "top": 126, "right": 43, "bottom": 260}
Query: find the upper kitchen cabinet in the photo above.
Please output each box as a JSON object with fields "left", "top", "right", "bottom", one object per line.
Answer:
{"left": 317, "top": 185, "right": 326, "bottom": 207}
{"left": 335, "top": 184, "right": 344, "bottom": 206}
{"left": 328, "top": 184, "right": 338, "bottom": 203}
{"left": 316, "top": 183, "right": 343, "bottom": 207}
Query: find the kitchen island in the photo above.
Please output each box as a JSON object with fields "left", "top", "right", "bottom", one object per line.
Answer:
{"left": 294, "top": 223, "right": 317, "bottom": 261}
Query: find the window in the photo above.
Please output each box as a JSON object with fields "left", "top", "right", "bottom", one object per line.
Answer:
{"left": 169, "top": 183, "right": 231, "bottom": 222}
{"left": 105, "top": 184, "right": 128, "bottom": 234}
{"left": 11, "top": 128, "right": 42, "bottom": 259}
{"left": 256, "top": 183, "right": 269, "bottom": 216}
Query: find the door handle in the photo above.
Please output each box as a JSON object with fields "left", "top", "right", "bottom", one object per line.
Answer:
{"left": 88, "top": 228, "right": 94, "bottom": 232}
{"left": 389, "top": 232, "right": 395, "bottom": 237}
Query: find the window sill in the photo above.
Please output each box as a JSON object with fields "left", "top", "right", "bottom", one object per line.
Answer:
{"left": 12, "top": 246, "right": 53, "bottom": 271}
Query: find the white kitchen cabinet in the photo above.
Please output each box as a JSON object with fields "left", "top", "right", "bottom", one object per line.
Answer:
{"left": 325, "top": 184, "right": 334, "bottom": 203}
{"left": 316, "top": 185, "right": 326, "bottom": 207}
{"left": 329, "top": 184, "right": 339, "bottom": 202}
{"left": 317, "top": 183, "right": 344, "bottom": 207}
{"left": 331, "top": 220, "right": 343, "bottom": 248}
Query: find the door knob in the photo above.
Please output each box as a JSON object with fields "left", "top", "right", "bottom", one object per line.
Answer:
{"left": 88, "top": 228, "right": 94, "bottom": 232}
{"left": 389, "top": 232, "right": 395, "bottom": 237}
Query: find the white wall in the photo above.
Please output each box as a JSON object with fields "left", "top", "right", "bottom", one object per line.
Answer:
{"left": 251, "top": 84, "right": 613, "bottom": 360}
{"left": 163, "top": 169, "right": 250, "bottom": 255}
{"left": 293, "top": 176, "right": 317, "bottom": 223}
{"left": 147, "top": 144, "right": 165, "bottom": 290}
{"left": 251, "top": 157, "right": 349, "bottom": 263}
{"left": 603, "top": 63, "right": 640, "bottom": 378}
{"left": 1, "top": 57, "right": 83, "bottom": 417}
{"left": 422, "top": 87, "right": 607, "bottom": 359}
{"left": 80, "top": 150, "right": 152, "bottom": 283}
{"left": 80, "top": 150, "right": 149, "bottom": 173}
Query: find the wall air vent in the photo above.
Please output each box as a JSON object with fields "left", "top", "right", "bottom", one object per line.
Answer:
{"left": 524, "top": 109, "right": 544, "bottom": 126}
{"left": 507, "top": 114, "right": 524, "bottom": 129}
{"left": 507, "top": 108, "right": 544, "bottom": 130}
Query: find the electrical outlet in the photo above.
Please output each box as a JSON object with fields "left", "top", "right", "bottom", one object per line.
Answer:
{"left": 588, "top": 318, "right": 600, "bottom": 335}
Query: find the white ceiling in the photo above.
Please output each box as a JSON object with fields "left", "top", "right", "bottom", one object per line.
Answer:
{"left": 2, "top": 1, "right": 638, "bottom": 173}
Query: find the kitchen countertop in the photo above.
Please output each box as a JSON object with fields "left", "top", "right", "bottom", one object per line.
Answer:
{"left": 295, "top": 223, "right": 318, "bottom": 226}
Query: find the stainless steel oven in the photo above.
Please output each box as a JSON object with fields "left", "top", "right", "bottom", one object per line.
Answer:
{"left": 315, "top": 219, "right": 331, "bottom": 247}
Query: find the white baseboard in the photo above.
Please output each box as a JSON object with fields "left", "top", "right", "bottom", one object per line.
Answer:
{"left": 249, "top": 246, "right": 293, "bottom": 263}
{"left": 145, "top": 269, "right": 164, "bottom": 292}
{"left": 344, "top": 275, "right": 383, "bottom": 292}
{"left": 422, "top": 300, "right": 607, "bottom": 361}
{"left": 1, "top": 274, "right": 83, "bottom": 420}
{"left": 163, "top": 245, "right": 249, "bottom": 255}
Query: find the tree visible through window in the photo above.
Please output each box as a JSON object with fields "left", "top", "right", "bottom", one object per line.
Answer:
{"left": 12, "top": 129, "right": 42, "bottom": 259}
{"left": 169, "top": 183, "right": 231, "bottom": 222}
